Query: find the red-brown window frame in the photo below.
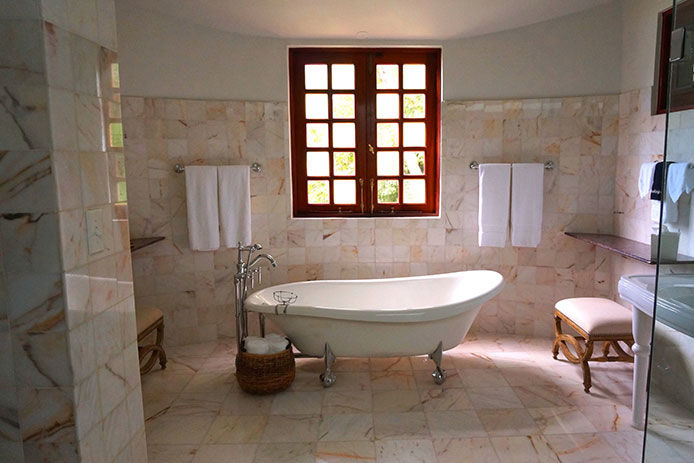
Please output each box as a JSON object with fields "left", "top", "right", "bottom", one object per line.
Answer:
{"left": 289, "top": 47, "right": 441, "bottom": 218}
{"left": 656, "top": 2, "right": 694, "bottom": 114}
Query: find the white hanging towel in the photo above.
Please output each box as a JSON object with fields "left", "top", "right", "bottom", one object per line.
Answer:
{"left": 667, "top": 162, "right": 694, "bottom": 202}
{"left": 511, "top": 163, "right": 544, "bottom": 247}
{"left": 478, "top": 163, "right": 511, "bottom": 247}
{"left": 185, "top": 166, "right": 220, "bottom": 251}
{"left": 218, "top": 165, "right": 252, "bottom": 247}
{"left": 638, "top": 162, "right": 657, "bottom": 198}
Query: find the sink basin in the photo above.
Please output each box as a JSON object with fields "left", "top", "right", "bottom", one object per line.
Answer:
{"left": 618, "top": 274, "right": 694, "bottom": 339}
{"left": 618, "top": 273, "right": 694, "bottom": 429}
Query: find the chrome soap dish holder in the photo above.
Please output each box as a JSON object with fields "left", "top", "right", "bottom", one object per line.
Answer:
{"left": 273, "top": 290, "right": 297, "bottom": 314}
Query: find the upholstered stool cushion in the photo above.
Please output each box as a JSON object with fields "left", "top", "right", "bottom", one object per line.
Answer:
{"left": 555, "top": 298, "right": 632, "bottom": 336}
{"left": 136, "top": 306, "right": 163, "bottom": 335}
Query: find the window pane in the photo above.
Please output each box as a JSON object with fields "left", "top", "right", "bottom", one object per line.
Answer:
{"left": 377, "top": 179, "right": 399, "bottom": 204}
{"left": 403, "top": 151, "right": 425, "bottom": 175}
{"left": 403, "top": 179, "right": 426, "bottom": 203}
{"left": 332, "top": 122, "right": 355, "bottom": 148}
{"left": 305, "top": 64, "right": 328, "bottom": 89}
{"left": 403, "top": 94, "right": 425, "bottom": 118}
{"left": 377, "top": 151, "right": 399, "bottom": 176}
{"left": 376, "top": 64, "right": 399, "bottom": 89}
{"left": 331, "top": 64, "right": 354, "bottom": 89}
{"left": 307, "top": 180, "right": 330, "bottom": 204}
{"left": 332, "top": 94, "right": 355, "bottom": 119}
{"left": 306, "top": 123, "right": 329, "bottom": 147}
{"left": 403, "top": 122, "right": 425, "bottom": 147}
{"left": 377, "top": 122, "right": 399, "bottom": 147}
{"left": 305, "top": 93, "right": 328, "bottom": 119}
{"left": 403, "top": 64, "right": 426, "bottom": 89}
{"left": 306, "top": 151, "right": 329, "bottom": 176}
{"left": 377, "top": 93, "right": 399, "bottom": 119}
{"left": 334, "top": 151, "right": 355, "bottom": 176}
{"left": 334, "top": 179, "right": 356, "bottom": 204}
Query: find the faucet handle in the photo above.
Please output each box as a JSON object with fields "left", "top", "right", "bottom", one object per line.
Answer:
{"left": 252, "top": 243, "right": 262, "bottom": 251}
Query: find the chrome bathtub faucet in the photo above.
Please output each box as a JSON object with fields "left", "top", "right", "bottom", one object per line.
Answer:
{"left": 234, "top": 242, "right": 278, "bottom": 347}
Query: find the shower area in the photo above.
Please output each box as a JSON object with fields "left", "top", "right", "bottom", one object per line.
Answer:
{"left": 642, "top": 0, "right": 694, "bottom": 459}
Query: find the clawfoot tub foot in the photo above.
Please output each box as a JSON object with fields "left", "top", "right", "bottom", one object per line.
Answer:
{"left": 429, "top": 341, "right": 447, "bottom": 385}
{"left": 319, "top": 343, "right": 337, "bottom": 387}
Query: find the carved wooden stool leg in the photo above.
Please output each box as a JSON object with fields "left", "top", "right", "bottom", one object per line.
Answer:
{"left": 552, "top": 314, "right": 562, "bottom": 359}
{"left": 156, "top": 323, "right": 167, "bottom": 369}
{"left": 581, "top": 340, "right": 594, "bottom": 392}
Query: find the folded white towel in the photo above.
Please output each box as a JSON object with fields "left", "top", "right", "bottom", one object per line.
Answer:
{"left": 667, "top": 162, "right": 694, "bottom": 202}
{"left": 651, "top": 197, "right": 679, "bottom": 226}
{"left": 638, "top": 162, "right": 657, "bottom": 199}
{"left": 218, "top": 165, "right": 252, "bottom": 247}
{"left": 511, "top": 163, "right": 544, "bottom": 248}
{"left": 185, "top": 166, "right": 220, "bottom": 251}
{"left": 478, "top": 164, "right": 511, "bottom": 248}
{"left": 266, "top": 334, "right": 289, "bottom": 353}
{"left": 244, "top": 336, "right": 270, "bottom": 354}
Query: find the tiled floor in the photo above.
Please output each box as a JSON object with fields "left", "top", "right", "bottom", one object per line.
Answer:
{"left": 142, "top": 335, "right": 643, "bottom": 463}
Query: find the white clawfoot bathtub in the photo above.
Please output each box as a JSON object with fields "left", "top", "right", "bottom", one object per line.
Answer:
{"left": 244, "top": 270, "right": 504, "bottom": 360}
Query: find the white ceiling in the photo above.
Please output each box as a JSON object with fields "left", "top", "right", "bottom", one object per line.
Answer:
{"left": 123, "top": 0, "right": 613, "bottom": 40}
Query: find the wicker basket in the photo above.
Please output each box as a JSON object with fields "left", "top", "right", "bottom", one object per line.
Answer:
{"left": 235, "top": 343, "right": 295, "bottom": 395}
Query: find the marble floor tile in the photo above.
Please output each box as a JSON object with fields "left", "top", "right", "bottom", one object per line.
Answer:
{"left": 315, "top": 441, "right": 376, "bottom": 463}
{"left": 375, "top": 439, "right": 437, "bottom": 463}
{"left": 466, "top": 387, "right": 524, "bottom": 409}
{"left": 451, "top": 352, "right": 497, "bottom": 370}
{"left": 221, "top": 392, "right": 275, "bottom": 416}
{"left": 322, "top": 390, "right": 372, "bottom": 414}
{"left": 433, "top": 437, "right": 500, "bottom": 463}
{"left": 270, "top": 391, "right": 324, "bottom": 415}
{"left": 141, "top": 372, "right": 194, "bottom": 394}
{"left": 477, "top": 408, "right": 540, "bottom": 436}
{"left": 191, "top": 444, "right": 257, "bottom": 463}
{"left": 490, "top": 435, "right": 560, "bottom": 462}
{"left": 425, "top": 410, "right": 487, "bottom": 438}
{"left": 500, "top": 366, "right": 559, "bottom": 386}
{"left": 513, "top": 384, "right": 574, "bottom": 408}
{"left": 147, "top": 445, "right": 198, "bottom": 463}
{"left": 318, "top": 413, "right": 374, "bottom": 441}
{"left": 528, "top": 407, "right": 597, "bottom": 435}
{"left": 183, "top": 372, "right": 237, "bottom": 394}
{"left": 419, "top": 387, "right": 472, "bottom": 411}
{"left": 373, "top": 412, "right": 430, "bottom": 440}
{"left": 543, "top": 432, "right": 623, "bottom": 463}
{"left": 600, "top": 431, "right": 643, "bottom": 463}
{"left": 370, "top": 370, "right": 417, "bottom": 391}
{"left": 578, "top": 404, "right": 634, "bottom": 432}
{"left": 252, "top": 442, "right": 315, "bottom": 463}
{"left": 142, "top": 335, "right": 641, "bottom": 462}
{"left": 369, "top": 357, "right": 413, "bottom": 371}
{"left": 146, "top": 415, "right": 217, "bottom": 445}
{"left": 460, "top": 368, "right": 510, "bottom": 388}
{"left": 204, "top": 415, "right": 268, "bottom": 444}
{"left": 372, "top": 390, "right": 423, "bottom": 413}
{"left": 260, "top": 415, "right": 320, "bottom": 443}
{"left": 332, "top": 357, "right": 370, "bottom": 372}
{"left": 166, "top": 341, "right": 219, "bottom": 357}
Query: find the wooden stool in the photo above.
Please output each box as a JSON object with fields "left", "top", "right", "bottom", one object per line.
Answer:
{"left": 552, "top": 297, "right": 634, "bottom": 392}
{"left": 136, "top": 306, "right": 167, "bottom": 374}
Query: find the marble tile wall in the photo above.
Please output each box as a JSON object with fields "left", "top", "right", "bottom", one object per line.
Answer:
{"left": 122, "top": 94, "right": 619, "bottom": 346}
{"left": 611, "top": 87, "right": 694, "bottom": 411}
{"left": 0, "top": 0, "right": 145, "bottom": 462}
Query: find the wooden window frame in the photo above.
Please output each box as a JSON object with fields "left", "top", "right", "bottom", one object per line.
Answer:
{"left": 656, "top": 1, "right": 694, "bottom": 114}
{"left": 289, "top": 47, "right": 441, "bottom": 218}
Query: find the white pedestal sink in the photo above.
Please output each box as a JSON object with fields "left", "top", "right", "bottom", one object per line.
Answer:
{"left": 618, "top": 273, "right": 694, "bottom": 429}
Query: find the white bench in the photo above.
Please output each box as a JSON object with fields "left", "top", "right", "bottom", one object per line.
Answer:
{"left": 552, "top": 297, "right": 634, "bottom": 392}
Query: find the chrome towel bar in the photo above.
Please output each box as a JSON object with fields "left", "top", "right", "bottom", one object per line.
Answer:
{"left": 174, "top": 162, "right": 262, "bottom": 173}
{"left": 469, "top": 160, "right": 554, "bottom": 170}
